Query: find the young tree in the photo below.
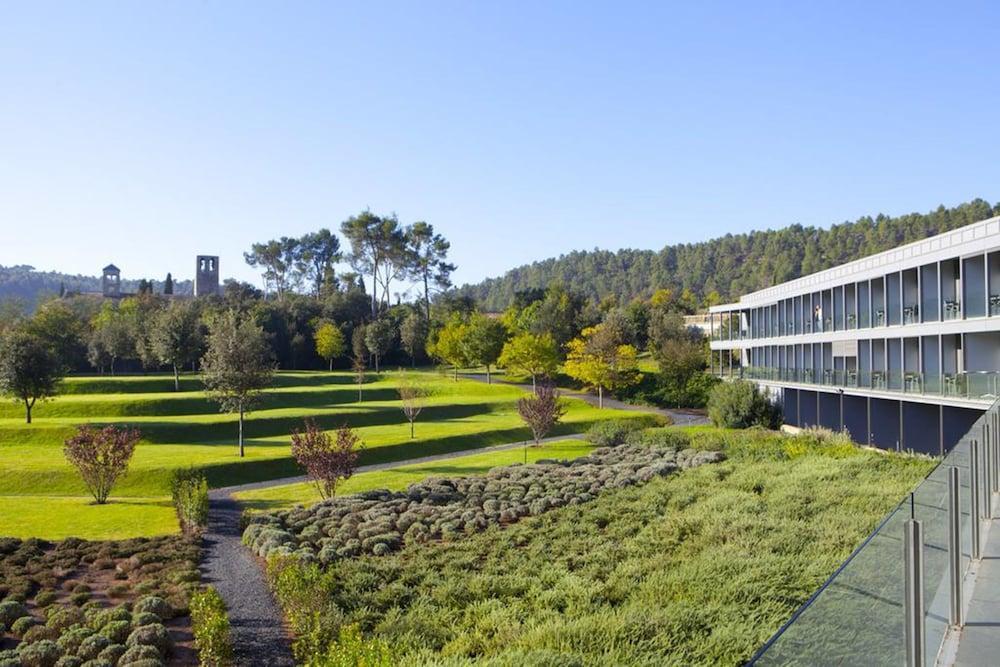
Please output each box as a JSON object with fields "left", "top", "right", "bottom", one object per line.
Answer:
{"left": 63, "top": 425, "right": 141, "bottom": 504}
{"left": 364, "top": 318, "right": 395, "bottom": 374}
{"left": 352, "top": 354, "right": 366, "bottom": 403}
{"left": 563, "top": 324, "right": 640, "bottom": 408}
{"left": 498, "top": 332, "right": 560, "bottom": 391}
{"left": 0, "top": 328, "right": 63, "bottom": 424}
{"left": 399, "top": 311, "right": 429, "bottom": 367}
{"left": 407, "top": 222, "right": 456, "bottom": 320}
{"left": 428, "top": 314, "right": 469, "bottom": 380}
{"left": 516, "top": 382, "right": 565, "bottom": 462}
{"left": 397, "top": 373, "right": 427, "bottom": 438}
{"left": 91, "top": 302, "right": 134, "bottom": 375}
{"left": 314, "top": 321, "right": 346, "bottom": 371}
{"left": 27, "top": 299, "right": 89, "bottom": 372}
{"left": 151, "top": 300, "right": 205, "bottom": 391}
{"left": 201, "top": 311, "right": 275, "bottom": 457}
{"left": 290, "top": 419, "right": 362, "bottom": 499}
{"left": 463, "top": 313, "right": 507, "bottom": 384}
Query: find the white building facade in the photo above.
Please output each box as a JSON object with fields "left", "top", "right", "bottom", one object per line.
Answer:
{"left": 708, "top": 215, "right": 1000, "bottom": 455}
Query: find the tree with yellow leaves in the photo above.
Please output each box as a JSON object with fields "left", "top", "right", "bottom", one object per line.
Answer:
{"left": 562, "top": 324, "right": 640, "bottom": 408}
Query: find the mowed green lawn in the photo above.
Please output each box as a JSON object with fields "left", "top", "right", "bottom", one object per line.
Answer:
{"left": 0, "top": 371, "right": 652, "bottom": 540}
{"left": 235, "top": 438, "right": 596, "bottom": 511}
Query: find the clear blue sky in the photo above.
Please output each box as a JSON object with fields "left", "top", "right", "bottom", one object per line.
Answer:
{"left": 2, "top": 1, "right": 999, "bottom": 291}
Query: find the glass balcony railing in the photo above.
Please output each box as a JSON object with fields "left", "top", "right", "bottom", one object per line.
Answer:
{"left": 737, "top": 367, "right": 1000, "bottom": 401}
{"left": 750, "top": 397, "right": 1000, "bottom": 665}
{"left": 944, "top": 299, "right": 962, "bottom": 320}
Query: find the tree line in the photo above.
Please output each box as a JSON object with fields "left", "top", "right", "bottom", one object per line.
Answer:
{"left": 459, "top": 198, "right": 1000, "bottom": 311}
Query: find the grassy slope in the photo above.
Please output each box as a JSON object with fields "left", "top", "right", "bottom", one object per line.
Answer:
{"left": 268, "top": 427, "right": 934, "bottom": 666}
{"left": 0, "top": 372, "right": 651, "bottom": 540}
{"left": 235, "top": 439, "right": 595, "bottom": 511}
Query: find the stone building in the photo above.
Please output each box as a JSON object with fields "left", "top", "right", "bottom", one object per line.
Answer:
{"left": 195, "top": 255, "right": 220, "bottom": 297}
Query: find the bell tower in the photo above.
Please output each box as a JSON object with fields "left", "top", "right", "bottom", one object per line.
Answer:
{"left": 195, "top": 255, "right": 220, "bottom": 297}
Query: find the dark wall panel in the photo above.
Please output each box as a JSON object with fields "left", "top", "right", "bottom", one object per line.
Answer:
{"left": 943, "top": 406, "right": 985, "bottom": 453}
{"left": 783, "top": 388, "right": 799, "bottom": 426}
{"left": 818, "top": 392, "right": 840, "bottom": 431}
{"left": 870, "top": 398, "right": 901, "bottom": 451}
{"left": 902, "top": 402, "right": 940, "bottom": 456}
{"left": 799, "top": 390, "right": 818, "bottom": 427}
{"left": 843, "top": 395, "right": 868, "bottom": 444}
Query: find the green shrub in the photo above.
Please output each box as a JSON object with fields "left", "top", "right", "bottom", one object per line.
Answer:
{"left": 585, "top": 419, "right": 643, "bottom": 447}
{"left": 117, "top": 644, "right": 160, "bottom": 664}
{"left": 54, "top": 656, "right": 82, "bottom": 667}
{"left": 170, "top": 469, "right": 210, "bottom": 534}
{"left": 189, "top": 587, "right": 233, "bottom": 666}
{"left": 34, "top": 590, "right": 58, "bottom": 608}
{"left": 0, "top": 598, "right": 28, "bottom": 628}
{"left": 132, "top": 596, "right": 171, "bottom": 621}
{"left": 11, "top": 614, "right": 40, "bottom": 637}
{"left": 99, "top": 620, "right": 131, "bottom": 644}
{"left": 77, "top": 634, "right": 111, "bottom": 661}
{"left": 97, "top": 643, "right": 126, "bottom": 664}
{"left": 57, "top": 626, "right": 95, "bottom": 655}
{"left": 623, "top": 427, "right": 691, "bottom": 450}
{"left": 125, "top": 623, "right": 172, "bottom": 657}
{"left": 17, "top": 639, "right": 61, "bottom": 667}
{"left": 309, "top": 624, "right": 396, "bottom": 667}
{"left": 707, "top": 380, "right": 782, "bottom": 429}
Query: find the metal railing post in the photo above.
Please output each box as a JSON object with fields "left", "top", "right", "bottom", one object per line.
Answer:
{"left": 972, "top": 438, "right": 982, "bottom": 560}
{"left": 948, "top": 466, "right": 963, "bottom": 628}
{"left": 986, "top": 425, "right": 994, "bottom": 520}
{"left": 905, "top": 518, "right": 925, "bottom": 667}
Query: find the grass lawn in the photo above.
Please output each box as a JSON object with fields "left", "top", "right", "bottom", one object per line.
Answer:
{"left": 235, "top": 438, "right": 595, "bottom": 511}
{"left": 265, "top": 426, "right": 934, "bottom": 666}
{"left": 0, "top": 371, "right": 652, "bottom": 540}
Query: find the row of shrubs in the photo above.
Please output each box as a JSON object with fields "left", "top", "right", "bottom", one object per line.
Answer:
{"left": 243, "top": 430, "right": 726, "bottom": 564}
{"left": 0, "top": 535, "right": 231, "bottom": 667}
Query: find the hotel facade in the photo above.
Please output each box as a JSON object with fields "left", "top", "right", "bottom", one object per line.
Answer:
{"left": 708, "top": 215, "right": 1000, "bottom": 455}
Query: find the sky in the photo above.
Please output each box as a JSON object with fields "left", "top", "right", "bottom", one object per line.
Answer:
{"left": 2, "top": 1, "right": 1000, "bottom": 293}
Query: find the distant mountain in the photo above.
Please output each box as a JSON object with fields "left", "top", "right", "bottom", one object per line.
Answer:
{"left": 0, "top": 265, "right": 193, "bottom": 306}
{"left": 459, "top": 199, "right": 1000, "bottom": 311}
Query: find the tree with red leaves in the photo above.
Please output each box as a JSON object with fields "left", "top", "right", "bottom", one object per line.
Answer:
{"left": 290, "top": 419, "right": 362, "bottom": 500}
{"left": 517, "top": 383, "right": 566, "bottom": 462}
{"left": 63, "top": 425, "right": 141, "bottom": 504}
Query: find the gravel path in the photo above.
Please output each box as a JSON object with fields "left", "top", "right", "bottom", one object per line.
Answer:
{"left": 200, "top": 431, "right": 585, "bottom": 666}
{"left": 201, "top": 492, "right": 296, "bottom": 667}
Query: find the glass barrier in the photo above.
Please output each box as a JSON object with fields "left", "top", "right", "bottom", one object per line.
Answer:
{"left": 750, "top": 407, "right": 988, "bottom": 666}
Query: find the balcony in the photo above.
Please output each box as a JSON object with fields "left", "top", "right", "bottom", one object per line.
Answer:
{"left": 737, "top": 366, "right": 1000, "bottom": 402}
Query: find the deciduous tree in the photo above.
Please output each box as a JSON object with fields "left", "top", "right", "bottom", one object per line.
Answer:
{"left": 397, "top": 373, "right": 427, "bottom": 438}
{"left": 314, "top": 321, "right": 346, "bottom": 371}
{"left": 0, "top": 327, "right": 62, "bottom": 423}
{"left": 151, "top": 300, "right": 205, "bottom": 391}
{"left": 400, "top": 311, "right": 429, "bottom": 367}
{"left": 428, "top": 314, "right": 469, "bottom": 380}
{"left": 516, "top": 382, "right": 565, "bottom": 462}
{"left": 463, "top": 313, "right": 506, "bottom": 384}
{"left": 498, "top": 332, "right": 560, "bottom": 391}
{"left": 364, "top": 318, "right": 395, "bottom": 374}
{"left": 290, "top": 419, "right": 362, "bottom": 499}
{"left": 201, "top": 311, "right": 275, "bottom": 457}
{"left": 563, "top": 324, "right": 640, "bottom": 408}
{"left": 63, "top": 425, "right": 140, "bottom": 504}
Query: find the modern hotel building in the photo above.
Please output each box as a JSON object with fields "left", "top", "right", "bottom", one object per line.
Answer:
{"left": 708, "top": 215, "right": 1000, "bottom": 455}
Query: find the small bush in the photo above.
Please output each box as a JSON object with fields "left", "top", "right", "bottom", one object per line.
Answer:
{"left": 34, "top": 590, "right": 58, "bottom": 608}
{"left": 132, "top": 596, "right": 172, "bottom": 621}
{"left": 623, "top": 427, "right": 691, "bottom": 450}
{"left": 11, "top": 614, "right": 39, "bottom": 637}
{"left": 189, "top": 587, "right": 233, "bottom": 666}
{"left": 100, "top": 620, "right": 132, "bottom": 644}
{"left": 0, "top": 598, "right": 29, "bottom": 627}
{"left": 17, "top": 640, "right": 61, "bottom": 667}
{"left": 117, "top": 644, "right": 160, "bottom": 664}
{"left": 585, "top": 419, "right": 643, "bottom": 447}
{"left": 125, "top": 623, "right": 172, "bottom": 657}
{"left": 707, "top": 380, "right": 782, "bottom": 429}
{"left": 170, "top": 469, "right": 209, "bottom": 534}
{"left": 312, "top": 624, "right": 396, "bottom": 667}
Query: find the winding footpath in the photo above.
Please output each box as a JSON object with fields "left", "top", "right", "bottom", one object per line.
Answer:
{"left": 199, "top": 381, "right": 707, "bottom": 666}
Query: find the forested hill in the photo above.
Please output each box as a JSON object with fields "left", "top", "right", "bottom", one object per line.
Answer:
{"left": 460, "top": 199, "right": 1000, "bottom": 311}
{"left": 0, "top": 265, "right": 192, "bottom": 306}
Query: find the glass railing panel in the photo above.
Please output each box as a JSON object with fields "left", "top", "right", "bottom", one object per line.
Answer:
{"left": 943, "top": 300, "right": 962, "bottom": 320}
{"left": 751, "top": 405, "right": 991, "bottom": 666}
{"left": 965, "top": 372, "right": 1000, "bottom": 401}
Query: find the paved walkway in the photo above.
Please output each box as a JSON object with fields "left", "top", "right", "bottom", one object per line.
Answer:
{"left": 953, "top": 512, "right": 1000, "bottom": 666}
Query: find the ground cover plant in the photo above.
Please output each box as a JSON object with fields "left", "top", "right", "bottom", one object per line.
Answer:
{"left": 234, "top": 439, "right": 598, "bottom": 511}
{"left": 0, "top": 534, "right": 203, "bottom": 666}
{"left": 0, "top": 371, "right": 652, "bottom": 540}
{"left": 262, "top": 426, "right": 934, "bottom": 666}
{"left": 243, "top": 440, "right": 724, "bottom": 562}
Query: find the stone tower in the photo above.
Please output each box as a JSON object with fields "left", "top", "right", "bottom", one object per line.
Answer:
{"left": 102, "top": 264, "right": 121, "bottom": 298}
{"left": 195, "top": 255, "right": 220, "bottom": 297}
